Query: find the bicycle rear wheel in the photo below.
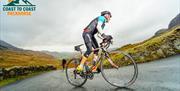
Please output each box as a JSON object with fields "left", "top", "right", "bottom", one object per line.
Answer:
{"left": 65, "top": 58, "right": 87, "bottom": 87}
{"left": 101, "top": 51, "right": 138, "bottom": 87}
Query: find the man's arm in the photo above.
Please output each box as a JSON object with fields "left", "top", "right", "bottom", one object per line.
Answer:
{"left": 96, "top": 21, "right": 105, "bottom": 39}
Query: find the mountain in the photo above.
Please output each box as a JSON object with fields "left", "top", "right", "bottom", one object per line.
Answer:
{"left": 6, "top": 0, "right": 34, "bottom": 6}
{"left": 154, "top": 28, "right": 168, "bottom": 36}
{"left": 0, "top": 40, "right": 22, "bottom": 51}
{"left": 154, "top": 13, "right": 180, "bottom": 37}
{"left": 42, "top": 47, "right": 118, "bottom": 59}
{"left": 168, "top": 13, "right": 180, "bottom": 29}
{"left": 0, "top": 40, "right": 60, "bottom": 68}
{"left": 41, "top": 51, "right": 77, "bottom": 59}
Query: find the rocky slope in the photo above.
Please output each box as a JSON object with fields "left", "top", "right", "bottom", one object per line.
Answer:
{"left": 168, "top": 13, "right": 180, "bottom": 29}
{"left": 0, "top": 40, "right": 22, "bottom": 51}
{"left": 105, "top": 13, "right": 180, "bottom": 67}
{"left": 111, "top": 26, "right": 180, "bottom": 67}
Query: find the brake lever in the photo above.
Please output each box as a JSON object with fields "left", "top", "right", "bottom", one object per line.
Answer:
{"left": 97, "top": 34, "right": 104, "bottom": 40}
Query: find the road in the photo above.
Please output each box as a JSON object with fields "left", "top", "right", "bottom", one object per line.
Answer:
{"left": 0, "top": 55, "right": 180, "bottom": 91}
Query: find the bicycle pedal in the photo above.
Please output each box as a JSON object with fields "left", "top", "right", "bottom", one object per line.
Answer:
{"left": 75, "top": 70, "right": 84, "bottom": 76}
{"left": 87, "top": 73, "right": 94, "bottom": 80}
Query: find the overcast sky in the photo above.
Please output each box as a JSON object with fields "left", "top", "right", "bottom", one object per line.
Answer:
{"left": 0, "top": 0, "right": 179, "bottom": 52}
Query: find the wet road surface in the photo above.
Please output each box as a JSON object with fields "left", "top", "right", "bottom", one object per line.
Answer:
{"left": 0, "top": 55, "right": 180, "bottom": 91}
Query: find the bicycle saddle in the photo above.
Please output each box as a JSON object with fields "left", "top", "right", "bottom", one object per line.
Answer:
{"left": 74, "top": 44, "right": 84, "bottom": 51}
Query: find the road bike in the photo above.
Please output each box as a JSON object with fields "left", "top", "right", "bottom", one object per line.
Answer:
{"left": 65, "top": 35, "right": 138, "bottom": 87}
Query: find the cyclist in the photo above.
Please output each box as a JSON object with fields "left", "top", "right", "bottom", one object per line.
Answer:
{"left": 62, "top": 59, "right": 67, "bottom": 71}
{"left": 76, "top": 11, "right": 112, "bottom": 73}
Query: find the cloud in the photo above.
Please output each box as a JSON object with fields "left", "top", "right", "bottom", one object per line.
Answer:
{"left": 0, "top": 0, "right": 179, "bottom": 52}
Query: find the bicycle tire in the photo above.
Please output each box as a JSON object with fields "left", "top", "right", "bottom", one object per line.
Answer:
{"left": 65, "top": 58, "right": 87, "bottom": 87}
{"left": 100, "top": 51, "right": 138, "bottom": 87}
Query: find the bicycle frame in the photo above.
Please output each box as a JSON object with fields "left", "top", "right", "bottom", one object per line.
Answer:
{"left": 75, "top": 43, "right": 118, "bottom": 73}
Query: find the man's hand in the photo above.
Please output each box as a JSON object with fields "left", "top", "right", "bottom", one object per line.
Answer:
{"left": 102, "top": 34, "right": 113, "bottom": 43}
{"left": 101, "top": 33, "right": 113, "bottom": 40}
{"left": 101, "top": 33, "right": 107, "bottom": 39}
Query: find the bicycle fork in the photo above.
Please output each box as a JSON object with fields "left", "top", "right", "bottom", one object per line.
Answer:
{"left": 105, "top": 53, "right": 119, "bottom": 69}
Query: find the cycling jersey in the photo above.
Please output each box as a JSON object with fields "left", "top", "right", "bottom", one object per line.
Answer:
{"left": 84, "top": 16, "right": 106, "bottom": 35}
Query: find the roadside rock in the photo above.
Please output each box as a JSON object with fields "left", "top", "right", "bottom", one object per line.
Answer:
{"left": 122, "top": 27, "right": 180, "bottom": 63}
{"left": 0, "top": 65, "right": 57, "bottom": 80}
{"left": 173, "top": 38, "right": 180, "bottom": 50}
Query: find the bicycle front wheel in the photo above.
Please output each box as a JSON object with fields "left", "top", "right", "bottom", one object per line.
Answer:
{"left": 65, "top": 58, "right": 87, "bottom": 87}
{"left": 101, "top": 51, "right": 138, "bottom": 87}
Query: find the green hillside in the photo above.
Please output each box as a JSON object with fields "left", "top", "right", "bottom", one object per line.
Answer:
{"left": 104, "top": 26, "right": 180, "bottom": 67}
{"left": 0, "top": 50, "right": 60, "bottom": 68}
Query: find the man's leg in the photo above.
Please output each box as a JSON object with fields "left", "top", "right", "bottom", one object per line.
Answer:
{"left": 77, "top": 34, "right": 93, "bottom": 72}
{"left": 62, "top": 64, "right": 65, "bottom": 71}
{"left": 76, "top": 55, "right": 87, "bottom": 71}
{"left": 91, "top": 36, "right": 100, "bottom": 72}
{"left": 76, "top": 45, "right": 91, "bottom": 72}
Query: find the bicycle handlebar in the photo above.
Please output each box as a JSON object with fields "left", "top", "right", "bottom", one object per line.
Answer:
{"left": 100, "top": 35, "right": 113, "bottom": 49}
